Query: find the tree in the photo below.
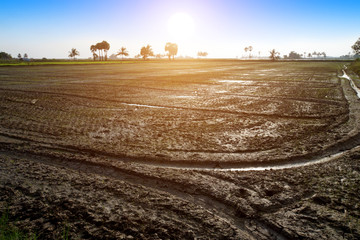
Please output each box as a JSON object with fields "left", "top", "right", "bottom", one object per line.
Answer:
{"left": 248, "top": 46, "right": 253, "bottom": 58}
{"left": 308, "top": 53, "right": 312, "bottom": 58}
{"left": 288, "top": 51, "right": 302, "bottom": 59}
{"left": 197, "top": 51, "right": 208, "bottom": 57}
{"left": 0, "top": 52, "right": 12, "bottom": 59}
{"left": 24, "top": 53, "right": 28, "bottom": 59}
{"left": 68, "top": 48, "right": 80, "bottom": 60}
{"left": 244, "top": 47, "right": 248, "bottom": 58}
{"left": 352, "top": 38, "right": 360, "bottom": 55}
{"left": 95, "top": 42, "right": 103, "bottom": 60}
{"left": 140, "top": 45, "right": 154, "bottom": 60}
{"left": 117, "top": 47, "right": 129, "bottom": 60}
{"left": 101, "top": 41, "right": 110, "bottom": 61}
{"left": 91, "top": 41, "right": 110, "bottom": 61}
{"left": 17, "top": 53, "right": 22, "bottom": 59}
{"left": 90, "top": 45, "right": 98, "bottom": 61}
{"left": 165, "top": 42, "right": 178, "bottom": 60}
{"left": 322, "top": 52, "right": 326, "bottom": 58}
{"left": 269, "top": 49, "right": 280, "bottom": 61}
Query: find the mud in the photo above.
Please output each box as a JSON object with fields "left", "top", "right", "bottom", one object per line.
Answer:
{"left": 0, "top": 61, "right": 359, "bottom": 239}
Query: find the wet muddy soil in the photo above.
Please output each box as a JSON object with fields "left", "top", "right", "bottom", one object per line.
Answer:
{"left": 0, "top": 61, "right": 359, "bottom": 239}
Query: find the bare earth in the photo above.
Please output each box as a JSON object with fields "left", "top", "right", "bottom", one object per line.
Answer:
{"left": 0, "top": 60, "right": 359, "bottom": 239}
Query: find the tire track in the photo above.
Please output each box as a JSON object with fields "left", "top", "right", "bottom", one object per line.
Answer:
{"left": 0, "top": 87, "right": 348, "bottom": 120}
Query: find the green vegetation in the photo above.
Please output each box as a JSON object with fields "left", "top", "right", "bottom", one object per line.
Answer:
{"left": 0, "top": 60, "right": 136, "bottom": 66}
{"left": 352, "top": 37, "right": 360, "bottom": 55}
{"left": 0, "top": 209, "right": 37, "bottom": 240}
{"left": 349, "top": 59, "right": 360, "bottom": 76}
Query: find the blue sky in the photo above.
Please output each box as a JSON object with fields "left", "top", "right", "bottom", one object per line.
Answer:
{"left": 1, "top": 0, "right": 359, "bottom": 58}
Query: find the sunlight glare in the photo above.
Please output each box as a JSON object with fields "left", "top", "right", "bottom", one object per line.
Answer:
{"left": 167, "top": 13, "right": 195, "bottom": 41}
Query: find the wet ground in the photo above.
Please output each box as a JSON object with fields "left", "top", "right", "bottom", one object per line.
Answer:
{"left": 0, "top": 60, "right": 359, "bottom": 239}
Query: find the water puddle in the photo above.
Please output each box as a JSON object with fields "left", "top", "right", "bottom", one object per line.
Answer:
{"left": 149, "top": 146, "right": 359, "bottom": 172}
{"left": 173, "top": 95, "right": 196, "bottom": 99}
{"left": 218, "top": 80, "right": 256, "bottom": 84}
{"left": 124, "top": 103, "right": 166, "bottom": 109}
{"left": 340, "top": 70, "right": 360, "bottom": 98}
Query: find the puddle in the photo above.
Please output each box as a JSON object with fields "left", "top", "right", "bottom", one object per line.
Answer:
{"left": 173, "top": 96, "right": 196, "bottom": 99}
{"left": 218, "top": 80, "right": 256, "bottom": 84}
{"left": 147, "top": 146, "right": 359, "bottom": 172}
{"left": 123, "top": 103, "right": 167, "bottom": 109}
{"left": 340, "top": 70, "right": 360, "bottom": 98}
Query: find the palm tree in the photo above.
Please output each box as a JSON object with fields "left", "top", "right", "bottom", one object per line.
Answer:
{"left": 95, "top": 43, "right": 102, "bottom": 60}
{"left": 269, "top": 49, "right": 280, "bottom": 61}
{"left": 17, "top": 53, "right": 21, "bottom": 59}
{"left": 248, "top": 46, "right": 253, "bottom": 58}
{"left": 101, "top": 41, "right": 110, "bottom": 61}
{"left": 244, "top": 47, "right": 248, "bottom": 58}
{"left": 117, "top": 47, "right": 129, "bottom": 60}
{"left": 90, "top": 45, "right": 98, "bottom": 61}
{"left": 68, "top": 48, "right": 80, "bottom": 60}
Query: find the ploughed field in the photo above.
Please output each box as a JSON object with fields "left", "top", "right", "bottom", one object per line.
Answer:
{"left": 0, "top": 61, "right": 360, "bottom": 239}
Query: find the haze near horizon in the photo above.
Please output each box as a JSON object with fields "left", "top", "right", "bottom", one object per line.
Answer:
{"left": 1, "top": 0, "right": 359, "bottom": 59}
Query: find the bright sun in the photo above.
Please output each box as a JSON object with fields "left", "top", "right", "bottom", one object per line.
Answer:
{"left": 167, "top": 13, "right": 195, "bottom": 41}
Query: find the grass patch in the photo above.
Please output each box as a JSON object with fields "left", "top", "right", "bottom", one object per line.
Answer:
{"left": 348, "top": 59, "right": 360, "bottom": 76}
{"left": 0, "top": 209, "right": 37, "bottom": 240}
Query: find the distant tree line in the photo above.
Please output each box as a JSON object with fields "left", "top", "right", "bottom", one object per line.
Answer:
{"left": 5, "top": 37, "right": 360, "bottom": 61}
{"left": 282, "top": 51, "right": 327, "bottom": 59}
{"left": 0, "top": 52, "right": 31, "bottom": 60}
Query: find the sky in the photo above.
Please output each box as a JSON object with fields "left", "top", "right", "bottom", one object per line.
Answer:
{"left": 1, "top": 0, "right": 359, "bottom": 59}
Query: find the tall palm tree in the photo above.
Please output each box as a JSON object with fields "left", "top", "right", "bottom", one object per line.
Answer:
{"left": 101, "top": 41, "right": 110, "bottom": 61}
{"left": 248, "top": 46, "right": 253, "bottom": 58}
{"left": 68, "top": 48, "right": 80, "bottom": 60}
{"left": 117, "top": 47, "right": 129, "bottom": 60}
{"left": 269, "top": 49, "right": 280, "bottom": 61}
{"left": 95, "top": 42, "right": 102, "bottom": 60}
{"left": 90, "top": 45, "right": 98, "bottom": 61}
